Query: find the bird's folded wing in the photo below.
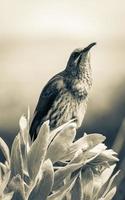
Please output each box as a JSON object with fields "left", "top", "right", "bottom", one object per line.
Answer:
{"left": 29, "top": 72, "right": 64, "bottom": 139}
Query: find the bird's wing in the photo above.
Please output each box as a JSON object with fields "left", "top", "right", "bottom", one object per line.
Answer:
{"left": 30, "top": 72, "right": 64, "bottom": 140}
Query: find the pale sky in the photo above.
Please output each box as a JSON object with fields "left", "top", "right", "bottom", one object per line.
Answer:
{"left": 0, "top": 0, "right": 125, "bottom": 130}
{"left": 0, "top": 0, "right": 125, "bottom": 40}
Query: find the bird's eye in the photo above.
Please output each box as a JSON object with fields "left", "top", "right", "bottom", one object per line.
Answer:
{"left": 73, "top": 52, "right": 79, "bottom": 58}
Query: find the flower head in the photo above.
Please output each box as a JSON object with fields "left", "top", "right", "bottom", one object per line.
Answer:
{"left": 0, "top": 113, "right": 119, "bottom": 200}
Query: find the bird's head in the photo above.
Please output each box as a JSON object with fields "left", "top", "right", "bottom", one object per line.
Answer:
{"left": 65, "top": 42, "right": 96, "bottom": 77}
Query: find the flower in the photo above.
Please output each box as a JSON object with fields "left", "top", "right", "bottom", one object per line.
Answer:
{"left": 0, "top": 112, "right": 119, "bottom": 200}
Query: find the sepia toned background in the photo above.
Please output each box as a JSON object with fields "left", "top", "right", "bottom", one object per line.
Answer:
{"left": 1, "top": 0, "right": 125, "bottom": 142}
{"left": 0, "top": 0, "right": 125, "bottom": 199}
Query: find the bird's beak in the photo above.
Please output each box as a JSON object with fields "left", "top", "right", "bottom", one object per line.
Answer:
{"left": 80, "top": 42, "right": 96, "bottom": 53}
{"left": 77, "top": 42, "right": 96, "bottom": 66}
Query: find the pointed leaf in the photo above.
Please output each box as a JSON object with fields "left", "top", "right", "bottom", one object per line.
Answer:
{"left": 28, "top": 159, "right": 54, "bottom": 200}
{"left": 101, "top": 164, "right": 116, "bottom": 186}
{"left": 19, "top": 115, "right": 29, "bottom": 147}
{"left": 19, "top": 117, "right": 28, "bottom": 174}
{"left": 95, "top": 164, "right": 116, "bottom": 198}
{"left": 85, "top": 145, "right": 118, "bottom": 168}
{"left": 0, "top": 162, "right": 8, "bottom": 174}
{"left": 61, "top": 134, "right": 106, "bottom": 161}
{"left": 0, "top": 137, "right": 10, "bottom": 164}
{"left": 100, "top": 150, "right": 119, "bottom": 162}
{"left": 9, "top": 175, "right": 25, "bottom": 200}
{"left": 53, "top": 160, "right": 84, "bottom": 190}
{"left": 10, "top": 135, "right": 23, "bottom": 178}
{"left": 0, "top": 169, "right": 10, "bottom": 196}
{"left": 90, "top": 143, "right": 107, "bottom": 153}
{"left": 71, "top": 175, "right": 82, "bottom": 200}
{"left": 93, "top": 173, "right": 103, "bottom": 199}
{"left": 0, "top": 166, "right": 2, "bottom": 184}
{"left": 46, "top": 126, "right": 76, "bottom": 163}
{"left": 81, "top": 167, "right": 94, "bottom": 200}
{"left": 70, "top": 146, "right": 103, "bottom": 167}
{"left": 27, "top": 121, "right": 49, "bottom": 180}
{"left": 27, "top": 106, "right": 30, "bottom": 126}
{"left": 2, "top": 192, "right": 14, "bottom": 200}
{"left": 19, "top": 115, "right": 27, "bottom": 132}
{"left": 27, "top": 106, "right": 31, "bottom": 148}
{"left": 19, "top": 140, "right": 27, "bottom": 175}
{"left": 48, "top": 177, "right": 77, "bottom": 200}
{"left": 103, "top": 187, "right": 117, "bottom": 200}
{"left": 72, "top": 134, "right": 106, "bottom": 152}
{"left": 102, "top": 171, "right": 120, "bottom": 198}
{"left": 49, "top": 120, "right": 76, "bottom": 144}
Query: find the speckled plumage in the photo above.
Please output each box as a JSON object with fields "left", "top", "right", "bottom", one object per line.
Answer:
{"left": 30, "top": 43, "right": 96, "bottom": 140}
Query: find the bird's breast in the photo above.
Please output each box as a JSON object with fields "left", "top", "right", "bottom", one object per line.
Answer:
{"left": 69, "top": 79, "right": 89, "bottom": 100}
{"left": 46, "top": 88, "right": 87, "bottom": 129}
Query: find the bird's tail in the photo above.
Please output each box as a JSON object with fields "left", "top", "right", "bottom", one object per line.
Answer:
{"left": 29, "top": 111, "right": 41, "bottom": 140}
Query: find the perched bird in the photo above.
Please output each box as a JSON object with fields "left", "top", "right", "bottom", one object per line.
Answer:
{"left": 30, "top": 43, "right": 96, "bottom": 140}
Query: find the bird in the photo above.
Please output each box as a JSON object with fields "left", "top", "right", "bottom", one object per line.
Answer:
{"left": 30, "top": 42, "right": 96, "bottom": 140}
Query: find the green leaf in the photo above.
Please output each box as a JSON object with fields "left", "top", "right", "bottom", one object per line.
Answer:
{"left": 27, "top": 121, "right": 49, "bottom": 180}
{"left": 103, "top": 187, "right": 117, "bottom": 200}
{"left": 46, "top": 125, "right": 76, "bottom": 163}
{"left": 53, "top": 160, "right": 84, "bottom": 191}
{"left": 48, "top": 176, "right": 77, "bottom": 200}
{"left": 71, "top": 175, "right": 82, "bottom": 200}
{"left": 0, "top": 169, "right": 10, "bottom": 196}
{"left": 0, "top": 162, "right": 8, "bottom": 174}
{"left": 19, "top": 115, "right": 29, "bottom": 147}
{"left": 101, "top": 164, "right": 116, "bottom": 185}
{"left": 2, "top": 192, "right": 14, "bottom": 200}
{"left": 96, "top": 165, "right": 116, "bottom": 198}
{"left": 19, "top": 115, "right": 27, "bottom": 133}
{"left": 72, "top": 133, "right": 106, "bottom": 151}
{"left": 90, "top": 151, "right": 119, "bottom": 168}
{"left": 10, "top": 135, "right": 23, "bottom": 178}
{"left": 27, "top": 106, "right": 30, "bottom": 127}
{"left": 102, "top": 171, "right": 120, "bottom": 198}
{"left": 19, "top": 116, "right": 29, "bottom": 174}
{"left": 60, "top": 134, "right": 106, "bottom": 161}
{"left": 101, "top": 150, "right": 119, "bottom": 162}
{"left": 93, "top": 173, "right": 104, "bottom": 199}
{"left": 49, "top": 120, "right": 76, "bottom": 144}
{"left": 28, "top": 159, "right": 54, "bottom": 200}
{"left": 9, "top": 175, "right": 26, "bottom": 200}
{"left": 0, "top": 137, "right": 10, "bottom": 165}
{"left": 69, "top": 146, "right": 103, "bottom": 167}
{"left": 81, "top": 167, "right": 94, "bottom": 200}
{"left": 19, "top": 140, "right": 27, "bottom": 175}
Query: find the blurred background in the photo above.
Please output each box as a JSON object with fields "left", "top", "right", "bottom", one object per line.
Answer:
{"left": 0, "top": 0, "right": 125, "bottom": 198}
